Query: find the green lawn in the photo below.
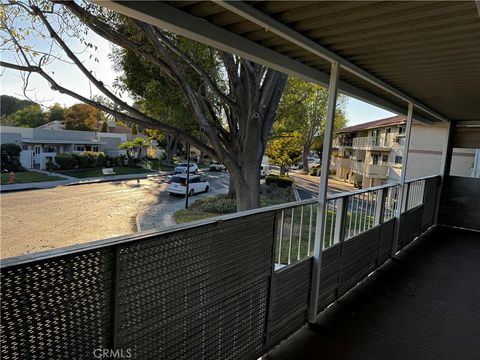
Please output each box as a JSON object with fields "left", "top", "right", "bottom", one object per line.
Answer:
{"left": 0, "top": 171, "right": 65, "bottom": 184}
{"left": 58, "top": 166, "right": 154, "bottom": 178}
{"left": 146, "top": 159, "right": 175, "bottom": 171}
{"left": 173, "top": 194, "right": 286, "bottom": 224}
{"left": 275, "top": 207, "right": 375, "bottom": 265}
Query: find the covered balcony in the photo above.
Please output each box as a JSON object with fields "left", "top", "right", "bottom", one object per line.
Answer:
{"left": 1, "top": 1, "right": 479, "bottom": 360}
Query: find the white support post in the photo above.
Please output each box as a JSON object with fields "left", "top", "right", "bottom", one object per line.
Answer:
{"left": 391, "top": 102, "right": 414, "bottom": 256}
{"left": 308, "top": 62, "right": 339, "bottom": 324}
{"left": 434, "top": 121, "right": 453, "bottom": 224}
{"left": 374, "top": 188, "right": 386, "bottom": 225}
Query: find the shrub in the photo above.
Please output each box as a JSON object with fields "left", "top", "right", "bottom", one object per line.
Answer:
{"left": 309, "top": 165, "right": 321, "bottom": 176}
{"left": 46, "top": 161, "right": 58, "bottom": 173}
{"left": 80, "top": 151, "right": 98, "bottom": 168}
{"left": 1, "top": 143, "right": 23, "bottom": 172}
{"left": 118, "top": 154, "right": 127, "bottom": 166}
{"left": 73, "top": 154, "right": 87, "bottom": 168}
{"left": 55, "top": 153, "right": 77, "bottom": 170}
{"left": 265, "top": 175, "right": 294, "bottom": 188}
{"left": 96, "top": 153, "right": 107, "bottom": 167}
{"left": 194, "top": 196, "right": 236, "bottom": 214}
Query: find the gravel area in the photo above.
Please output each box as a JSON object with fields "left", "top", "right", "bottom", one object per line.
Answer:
{"left": 0, "top": 178, "right": 169, "bottom": 259}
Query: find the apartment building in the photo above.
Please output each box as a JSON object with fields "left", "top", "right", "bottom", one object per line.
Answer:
{"left": 332, "top": 116, "right": 478, "bottom": 187}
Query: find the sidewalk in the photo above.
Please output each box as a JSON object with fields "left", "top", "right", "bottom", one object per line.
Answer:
{"left": 290, "top": 172, "right": 356, "bottom": 193}
{"left": 137, "top": 187, "right": 228, "bottom": 231}
{"left": 0, "top": 170, "right": 172, "bottom": 193}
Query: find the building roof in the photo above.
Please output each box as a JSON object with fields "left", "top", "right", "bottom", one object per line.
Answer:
{"left": 21, "top": 139, "right": 106, "bottom": 145}
{"left": 337, "top": 116, "right": 406, "bottom": 134}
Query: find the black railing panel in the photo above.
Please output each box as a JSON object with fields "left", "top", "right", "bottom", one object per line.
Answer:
{"left": 0, "top": 249, "right": 114, "bottom": 360}
{"left": 267, "top": 257, "right": 312, "bottom": 346}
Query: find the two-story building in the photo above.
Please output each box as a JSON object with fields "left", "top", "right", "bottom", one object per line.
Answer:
{"left": 332, "top": 116, "right": 479, "bottom": 187}
{"left": 0, "top": 126, "right": 130, "bottom": 170}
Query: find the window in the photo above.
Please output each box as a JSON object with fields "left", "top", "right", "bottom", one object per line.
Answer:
{"left": 372, "top": 154, "right": 379, "bottom": 165}
{"left": 22, "top": 145, "right": 29, "bottom": 150}
{"left": 44, "top": 146, "right": 56, "bottom": 153}
{"left": 93, "top": 146, "right": 99, "bottom": 152}
{"left": 395, "top": 156, "right": 403, "bottom": 164}
{"left": 382, "top": 155, "right": 389, "bottom": 163}
{"left": 74, "top": 145, "right": 85, "bottom": 152}
{"left": 398, "top": 126, "right": 405, "bottom": 134}
{"left": 386, "top": 128, "right": 391, "bottom": 134}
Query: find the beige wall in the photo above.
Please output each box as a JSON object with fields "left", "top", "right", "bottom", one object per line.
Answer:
{"left": 405, "top": 123, "right": 449, "bottom": 180}
{"left": 450, "top": 148, "right": 476, "bottom": 177}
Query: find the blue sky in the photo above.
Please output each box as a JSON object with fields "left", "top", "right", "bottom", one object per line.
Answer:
{"left": 1, "top": 23, "right": 395, "bottom": 127}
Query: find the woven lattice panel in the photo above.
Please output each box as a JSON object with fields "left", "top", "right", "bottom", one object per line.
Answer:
{"left": 268, "top": 257, "right": 312, "bottom": 346}
{"left": 422, "top": 177, "right": 439, "bottom": 230}
{"left": 317, "top": 244, "right": 341, "bottom": 311}
{"left": 377, "top": 219, "right": 395, "bottom": 265}
{"left": 115, "top": 212, "right": 275, "bottom": 360}
{"left": 338, "top": 227, "right": 381, "bottom": 296}
{"left": 0, "top": 249, "right": 114, "bottom": 360}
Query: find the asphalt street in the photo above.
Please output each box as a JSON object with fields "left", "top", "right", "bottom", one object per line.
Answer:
{"left": 0, "top": 170, "right": 229, "bottom": 259}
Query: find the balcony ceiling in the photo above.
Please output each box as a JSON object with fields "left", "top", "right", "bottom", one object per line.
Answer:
{"left": 103, "top": 1, "right": 480, "bottom": 123}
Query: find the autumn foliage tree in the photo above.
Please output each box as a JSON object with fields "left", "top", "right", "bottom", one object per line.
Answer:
{"left": 64, "top": 103, "right": 103, "bottom": 131}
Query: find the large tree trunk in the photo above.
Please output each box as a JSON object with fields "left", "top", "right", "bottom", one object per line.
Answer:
{"left": 226, "top": 176, "right": 236, "bottom": 199}
{"left": 231, "top": 164, "right": 262, "bottom": 211}
{"left": 198, "top": 151, "right": 205, "bottom": 164}
{"left": 165, "top": 136, "right": 178, "bottom": 165}
{"left": 302, "top": 149, "right": 309, "bottom": 174}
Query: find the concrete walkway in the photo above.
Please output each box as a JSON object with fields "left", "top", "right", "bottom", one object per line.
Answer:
{"left": 137, "top": 187, "right": 228, "bottom": 231}
{"left": 0, "top": 170, "right": 172, "bottom": 192}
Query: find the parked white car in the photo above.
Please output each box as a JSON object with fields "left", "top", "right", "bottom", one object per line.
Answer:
{"left": 174, "top": 162, "right": 198, "bottom": 174}
{"left": 209, "top": 162, "right": 226, "bottom": 171}
{"left": 167, "top": 174, "right": 210, "bottom": 196}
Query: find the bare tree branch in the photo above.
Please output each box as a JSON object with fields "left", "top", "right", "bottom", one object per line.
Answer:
{"left": 0, "top": 60, "right": 215, "bottom": 156}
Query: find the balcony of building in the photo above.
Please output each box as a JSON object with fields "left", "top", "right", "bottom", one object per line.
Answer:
{"left": 332, "top": 138, "right": 353, "bottom": 149}
{"left": 333, "top": 158, "right": 389, "bottom": 180}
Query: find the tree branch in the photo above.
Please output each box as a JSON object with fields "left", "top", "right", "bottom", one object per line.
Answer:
{"left": 0, "top": 60, "right": 216, "bottom": 156}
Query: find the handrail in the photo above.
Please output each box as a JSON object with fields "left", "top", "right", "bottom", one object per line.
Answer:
{"left": 327, "top": 174, "right": 439, "bottom": 200}
{"left": 1, "top": 175, "right": 440, "bottom": 268}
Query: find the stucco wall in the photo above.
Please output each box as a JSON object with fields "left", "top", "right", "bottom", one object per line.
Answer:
{"left": 405, "top": 123, "right": 449, "bottom": 180}
{"left": 450, "top": 148, "right": 476, "bottom": 177}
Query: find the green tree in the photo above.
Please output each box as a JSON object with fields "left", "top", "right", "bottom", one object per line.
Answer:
{"left": 100, "top": 121, "right": 109, "bottom": 133}
{"left": 0, "top": 95, "right": 35, "bottom": 116}
{"left": 266, "top": 127, "right": 302, "bottom": 175}
{"left": 47, "top": 103, "right": 65, "bottom": 122}
{"left": 118, "top": 137, "right": 149, "bottom": 162}
{"left": 64, "top": 103, "right": 103, "bottom": 131}
{"left": 131, "top": 123, "right": 138, "bottom": 135}
{"left": 1, "top": 1, "right": 288, "bottom": 210}
{"left": 276, "top": 78, "right": 348, "bottom": 172}
{"left": 14, "top": 104, "right": 45, "bottom": 128}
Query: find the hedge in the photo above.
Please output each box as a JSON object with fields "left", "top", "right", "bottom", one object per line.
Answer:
{"left": 265, "top": 175, "right": 294, "bottom": 188}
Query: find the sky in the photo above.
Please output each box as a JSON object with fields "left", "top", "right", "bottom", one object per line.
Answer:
{"left": 0, "top": 14, "right": 395, "bottom": 127}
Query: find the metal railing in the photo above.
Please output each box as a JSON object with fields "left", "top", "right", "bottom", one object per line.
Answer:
{"left": 332, "top": 138, "right": 353, "bottom": 147}
{"left": 0, "top": 175, "right": 441, "bottom": 360}
{"left": 272, "top": 177, "right": 432, "bottom": 269}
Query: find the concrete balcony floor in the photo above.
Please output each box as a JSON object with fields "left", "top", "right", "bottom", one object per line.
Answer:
{"left": 265, "top": 226, "right": 480, "bottom": 360}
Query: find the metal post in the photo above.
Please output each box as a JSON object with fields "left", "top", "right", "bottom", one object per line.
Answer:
{"left": 434, "top": 121, "right": 454, "bottom": 224}
{"left": 308, "top": 61, "right": 339, "bottom": 324}
{"left": 374, "top": 188, "right": 386, "bottom": 225}
{"left": 391, "top": 102, "right": 414, "bottom": 256}
{"left": 185, "top": 142, "right": 191, "bottom": 209}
